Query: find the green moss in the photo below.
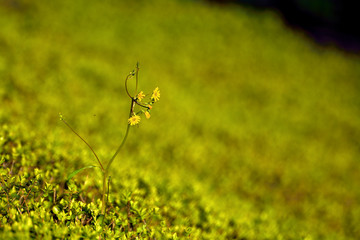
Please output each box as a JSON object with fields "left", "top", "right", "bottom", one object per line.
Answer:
{"left": 1, "top": 0, "right": 360, "bottom": 239}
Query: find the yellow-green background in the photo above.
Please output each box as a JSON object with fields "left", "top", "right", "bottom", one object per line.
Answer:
{"left": 1, "top": 0, "right": 360, "bottom": 238}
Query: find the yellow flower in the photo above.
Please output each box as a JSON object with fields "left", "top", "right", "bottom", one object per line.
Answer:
{"left": 145, "top": 111, "right": 151, "bottom": 119}
{"left": 147, "top": 104, "right": 153, "bottom": 110}
{"left": 137, "top": 91, "right": 145, "bottom": 102}
{"left": 128, "top": 115, "right": 141, "bottom": 126}
{"left": 151, "top": 87, "right": 160, "bottom": 102}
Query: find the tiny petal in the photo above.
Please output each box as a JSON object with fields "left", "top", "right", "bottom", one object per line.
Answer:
{"left": 151, "top": 87, "right": 160, "bottom": 102}
{"left": 137, "top": 91, "right": 145, "bottom": 102}
{"left": 145, "top": 111, "right": 151, "bottom": 119}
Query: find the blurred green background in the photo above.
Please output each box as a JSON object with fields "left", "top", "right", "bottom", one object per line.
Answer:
{"left": 1, "top": 0, "right": 360, "bottom": 238}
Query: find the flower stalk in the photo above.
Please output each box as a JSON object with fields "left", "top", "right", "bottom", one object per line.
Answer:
{"left": 60, "top": 63, "right": 160, "bottom": 222}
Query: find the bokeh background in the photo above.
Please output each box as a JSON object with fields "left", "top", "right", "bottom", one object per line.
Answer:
{"left": 209, "top": 0, "right": 360, "bottom": 52}
{"left": 1, "top": 0, "right": 360, "bottom": 238}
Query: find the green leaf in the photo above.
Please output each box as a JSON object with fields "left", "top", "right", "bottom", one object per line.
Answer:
{"left": 67, "top": 166, "right": 98, "bottom": 181}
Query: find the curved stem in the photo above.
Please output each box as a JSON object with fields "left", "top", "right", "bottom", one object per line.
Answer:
{"left": 61, "top": 119, "right": 104, "bottom": 172}
{"left": 125, "top": 74, "right": 134, "bottom": 99}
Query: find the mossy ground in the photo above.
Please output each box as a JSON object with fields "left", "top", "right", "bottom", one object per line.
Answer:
{"left": 1, "top": 0, "right": 360, "bottom": 239}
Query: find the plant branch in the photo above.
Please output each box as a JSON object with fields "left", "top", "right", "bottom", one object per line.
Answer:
{"left": 135, "top": 62, "right": 139, "bottom": 95}
{"left": 101, "top": 99, "right": 133, "bottom": 215}
{"left": 105, "top": 108, "right": 132, "bottom": 173}
{"left": 125, "top": 74, "right": 134, "bottom": 99}
{"left": 61, "top": 119, "right": 104, "bottom": 172}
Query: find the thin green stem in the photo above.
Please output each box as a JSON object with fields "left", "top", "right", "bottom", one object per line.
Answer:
{"left": 105, "top": 116, "right": 131, "bottom": 173}
{"left": 101, "top": 64, "right": 139, "bottom": 216}
{"left": 61, "top": 119, "right": 104, "bottom": 172}
{"left": 107, "top": 176, "right": 111, "bottom": 203}
{"left": 125, "top": 74, "right": 134, "bottom": 99}
{"left": 135, "top": 62, "right": 139, "bottom": 95}
{"left": 101, "top": 99, "right": 133, "bottom": 215}
{"left": 101, "top": 171, "right": 107, "bottom": 216}
{"left": 105, "top": 105, "right": 134, "bottom": 172}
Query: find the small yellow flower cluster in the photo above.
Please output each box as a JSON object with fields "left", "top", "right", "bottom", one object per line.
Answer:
{"left": 128, "top": 87, "right": 160, "bottom": 126}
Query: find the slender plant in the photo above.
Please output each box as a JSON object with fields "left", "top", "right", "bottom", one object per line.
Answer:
{"left": 59, "top": 63, "right": 160, "bottom": 216}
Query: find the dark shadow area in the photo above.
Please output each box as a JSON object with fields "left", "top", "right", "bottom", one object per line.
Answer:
{"left": 207, "top": 0, "right": 360, "bottom": 53}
